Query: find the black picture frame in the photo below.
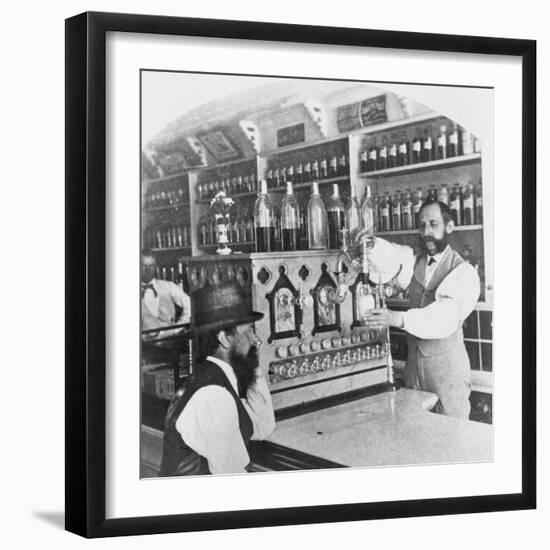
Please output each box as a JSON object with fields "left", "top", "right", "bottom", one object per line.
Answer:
{"left": 66, "top": 11, "right": 536, "bottom": 538}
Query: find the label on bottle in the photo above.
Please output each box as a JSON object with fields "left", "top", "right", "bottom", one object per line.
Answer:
{"left": 287, "top": 165, "right": 294, "bottom": 176}
{"left": 330, "top": 157, "right": 337, "bottom": 169}
{"left": 392, "top": 205, "right": 401, "bottom": 215}
{"left": 381, "top": 207, "right": 389, "bottom": 217}
{"left": 398, "top": 143, "right": 407, "bottom": 154}
{"left": 402, "top": 203, "right": 412, "bottom": 215}
{"left": 320, "top": 159, "right": 327, "bottom": 169}
{"left": 360, "top": 150, "right": 368, "bottom": 161}
{"left": 413, "top": 140, "right": 421, "bottom": 152}
{"left": 475, "top": 197, "right": 483, "bottom": 207}
{"left": 389, "top": 144, "right": 397, "bottom": 156}
{"left": 451, "top": 199, "right": 460, "bottom": 211}
{"left": 368, "top": 149, "right": 377, "bottom": 160}
{"left": 423, "top": 137, "right": 432, "bottom": 150}
{"left": 437, "top": 135, "right": 446, "bottom": 147}
{"left": 462, "top": 133, "right": 473, "bottom": 155}
{"left": 449, "top": 132, "right": 458, "bottom": 145}
{"left": 379, "top": 147, "right": 387, "bottom": 158}
{"left": 339, "top": 154, "right": 347, "bottom": 166}
{"left": 464, "top": 196, "right": 474, "bottom": 210}
{"left": 304, "top": 162, "right": 311, "bottom": 173}
{"left": 296, "top": 164, "right": 303, "bottom": 175}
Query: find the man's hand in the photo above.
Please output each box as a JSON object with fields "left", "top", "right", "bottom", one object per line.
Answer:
{"left": 363, "top": 308, "right": 404, "bottom": 329}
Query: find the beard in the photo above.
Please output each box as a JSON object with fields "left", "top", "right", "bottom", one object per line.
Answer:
{"left": 230, "top": 346, "right": 259, "bottom": 398}
{"left": 419, "top": 233, "right": 448, "bottom": 256}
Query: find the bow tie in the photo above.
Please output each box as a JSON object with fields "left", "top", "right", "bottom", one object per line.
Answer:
{"left": 141, "top": 283, "right": 158, "bottom": 298}
{"left": 428, "top": 257, "right": 437, "bottom": 266}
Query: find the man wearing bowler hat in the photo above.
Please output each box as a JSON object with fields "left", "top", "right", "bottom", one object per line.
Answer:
{"left": 159, "top": 279, "right": 275, "bottom": 476}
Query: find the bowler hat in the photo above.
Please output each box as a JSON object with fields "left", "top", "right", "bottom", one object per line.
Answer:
{"left": 191, "top": 280, "right": 263, "bottom": 336}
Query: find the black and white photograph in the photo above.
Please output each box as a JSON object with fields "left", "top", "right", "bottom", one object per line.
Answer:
{"left": 139, "top": 73, "right": 494, "bottom": 478}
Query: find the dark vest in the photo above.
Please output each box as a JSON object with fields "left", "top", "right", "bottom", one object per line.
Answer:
{"left": 407, "top": 247, "right": 466, "bottom": 357}
{"left": 158, "top": 360, "right": 254, "bottom": 477}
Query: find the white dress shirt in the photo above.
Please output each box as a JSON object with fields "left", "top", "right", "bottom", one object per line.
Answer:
{"left": 141, "top": 278, "right": 191, "bottom": 330}
{"left": 367, "top": 239, "right": 480, "bottom": 340}
{"left": 175, "top": 356, "right": 276, "bottom": 474}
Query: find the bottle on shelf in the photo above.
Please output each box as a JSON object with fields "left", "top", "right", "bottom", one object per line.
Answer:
{"left": 281, "top": 181, "right": 300, "bottom": 251}
{"left": 338, "top": 150, "right": 348, "bottom": 176}
{"left": 295, "top": 155, "right": 304, "bottom": 184}
{"left": 412, "top": 188, "right": 424, "bottom": 229}
{"left": 473, "top": 134, "right": 482, "bottom": 154}
{"left": 330, "top": 151, "right": 338, "bottom": 178}
{"left": 463, "top": 181, "right": 474, "bottom": 225}
{"left": 401, "top": 191, "right": 413, "bottom": 230}
{"left": 367, "top": 138, "right": 378, "bottom": 172}
{"left": 391, "top": 192, "right": 402, "bottom": 231}
{"left": 360, "top": 147, "right": 368, "bottom": 173}
{"left": 450, "top": 185, "right": 462, "bottom": 226}
{"left": 326, "top": 184, "right": 346, "bottom": 249}
{"left": 266, "top": 167, "right": 274, "bottom": 188}
{"left": 320, "top": 155, "right": 329, "bottom": 179}
{"left": 311, "top": 158, "right": 320, "bottom": 181}
{"left": 448, "top": 123, "right": 459, "bottom": 158}
{"left": 345, "top": 186, "right": 362, "bottom": 237}
{"left": 397, "top": 131, "right": 409, "bottom": 167}
{"left": 412, "top": 129, "right": 422, "bottom": 164}
{"left": 273, "top": 165, "right": 280, "bottom": 189}
{"left": 254, "top": 180, "right": 275, "bottom": 252}
{"left": 437, "top": 123, "right": 447, "bottom": 160}
{"left": 299, "top": 203, "right": 308, "bottom": 241}
{"left": 273, "top": 206, "right": 281, "bottom": 250}
{"left": 377, "top": 136, "right": 388, "bottom": 171}
{"left": 287, "top": 163, "right": 294, "bottom": 184}
{"left": 360, "top": 185, "right": 376, "bottom": 238}
{"left": 437, "top": 184, "right": 450, "bottom": 206}
{"left": 422, "top": 127, "right": 433, "bottom": 162}
{"left": 304, "top": 156, "right": 312, "bottom": 182}
{"left": 307, "top": 181, "right": 328, "bottom": 250}
{"left": 379, "top": 193, "right": 391, "bottom": 232}
{"left": 475, "top": 180, "right": 483, "bottom": 224}
{"left": 280, "top": 166, "right": 287, "bottom": 186}
{"left": 387, "top": 134, "right": 398, "bottom": 169}
{"left": 461, "top": 127, "right": 473, "bottom": 156}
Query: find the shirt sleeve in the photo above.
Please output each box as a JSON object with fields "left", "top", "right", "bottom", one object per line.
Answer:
{"left": 175, "top": 386, "right": 250, "bottom": 474}
{"left": 366, "top": 238, "right": 415, "bottom": 290}
{"left": 402, "top": 262, "right": 481, "bottom": 339}
{"left": 169, "top": 283, "right": 191, "bottom": 324}
{"left": 242, "top": 372, "right": 276, "bottom": 441}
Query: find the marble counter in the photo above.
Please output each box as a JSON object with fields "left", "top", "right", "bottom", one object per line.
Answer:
{"left": 268, "top": 388, "right": 493, "bottom": 468}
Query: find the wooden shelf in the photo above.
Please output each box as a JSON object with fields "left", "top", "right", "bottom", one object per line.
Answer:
{"left": 377, "top": 224, "right": 482, "bottom": 236}
{"left": 358, "top": 153, "right": 481, "bottom": 178}
{"left": 151, "top": 247, "right": 192, "bottom": 253}
{"left": 144, "top": 203, "right": 190, "bottom": 212}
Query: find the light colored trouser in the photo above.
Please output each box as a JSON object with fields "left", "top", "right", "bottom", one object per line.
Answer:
{"left": 404, "top": 340, "right": 472, "bottom": 420}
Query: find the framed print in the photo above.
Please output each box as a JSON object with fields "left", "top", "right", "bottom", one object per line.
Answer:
{"left": 65, "top": 11, "right": 536, "bottom": 538}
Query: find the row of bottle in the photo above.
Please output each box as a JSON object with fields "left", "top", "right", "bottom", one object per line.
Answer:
{"left": 360, "top": 122, "right": 481, "bottom": 172}
{"left": 143, "top": 224, "right": 190, "bottom": 250}
{"left": 144, "top": 185, "right": 189, "bottom": 209}
{"left": 375, "top": 181, "right": 484, "bottom": 232}
{"left": 265, "top": 149, "right": 349, "bottom": 189}
{"left": 253, "top": 180, "right": 350, "bottom": 252}
{"left": 197, "top": 169, "right": 257, "bottom": 201}
{"left": 153, "top": 261, "right": 186, "bottom": 284}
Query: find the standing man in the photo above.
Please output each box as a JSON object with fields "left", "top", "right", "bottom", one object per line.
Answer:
{"left": 141, "top": 250, "right": 191, "bottom": 332}
{"left": 159, "top": 280, "right": 276, "bottom": 476}
{"left": 360, "top": 199, "right": 480, "bottom": 419}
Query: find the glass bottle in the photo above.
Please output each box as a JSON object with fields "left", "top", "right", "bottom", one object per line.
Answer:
{"left": 379, "top": 193, "right": 391, "bottom": 232}
{"left": 450, "top": 185, "right": 462, "bottom": 226}
{"left": 437, "top": 184, "right": 450, "bottom": 205}
{"left": 422, "top": 127, "right": 433, "bottom": 162}
{"left": 295, "top": 155, "right": 303, "bottom": 184}
{"left": 345, "top": 186, "right": 363, "bottom": 237}
{"left": 339, "top": 150, "right": 348, "bottom": 176}
{"left": 412, "top": 188, "right": 424, "bottom": 228}
{"left": 360, "top": 147, "right": 368, "bottom": 173}
{"left": 326, "top": 184, "right": 346, "bottom": 249}
{"left": 330, "top": 151, "right": 338, "bottom": 178}
{"left": 448, "top": 124, "right": 459, "bottom": 157}
{"left": 475, "top": 180, "right": 484, "bottom": 224}
{"left": 463, "top": 181, "right": 474, "bottom": 225}
{"left": 281, "top": 181, "right": 300, "bottom": 251}
{"left": 311, "top": 158, "right": 320, "bottom": 181}
{"left": 391, "top": 192, "right": 402, "bottom": 231}
{"left": 437, "top": 124, "right": 447, "bottom": 160}
{"left": 254, "top": 180, "right": 274, "bottom": 252}
{"left": 412, "top": 129, "right": 422, "bottom": 164}
{"left": 320, "top": 155, "right": 329, "bottom": 179}
{"left": 360, "top": 185, "right": 376, "bottom": 238}
{"left": 378, "top": 136, "right": 388, "bottom": 170}
{"left": 461, "top": 127, "right": 473, "bottom": 156}
{"left": 401, "top": 191, "right": 413, "bottom": 230}
{"left": 397, "top": 131, "right": 409, "bottom": 167}
{"left": 367, "top": 138, "right": 378, "bottom": 172}
{"left": 388, "top": 134, "right": 398, "bottom": 169}
{"left": 307, "top": 181, "right": 328, "bottom": 250}
{"left": 303, "top": 156, "right": 312, "bottom": 182}
{"left": 287, "top": 163, "right": 294, "bottom": 184}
